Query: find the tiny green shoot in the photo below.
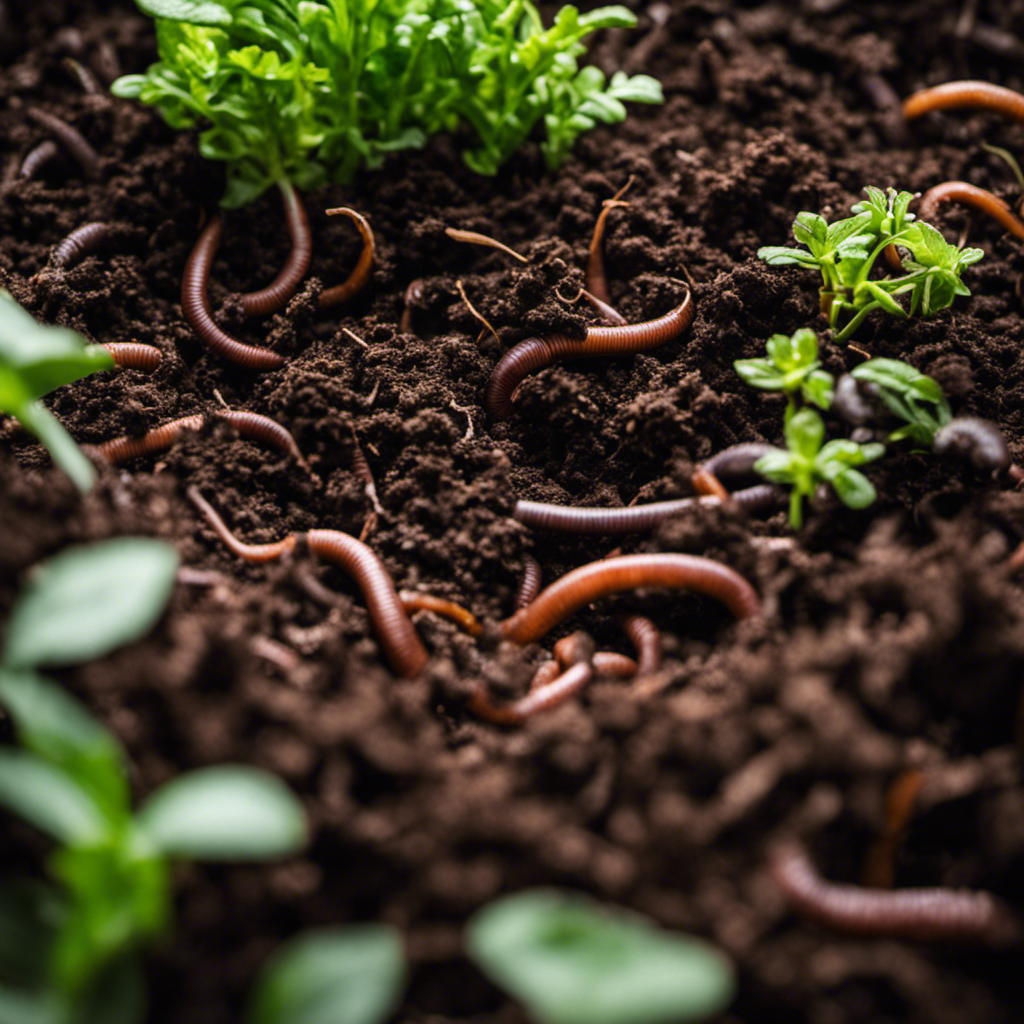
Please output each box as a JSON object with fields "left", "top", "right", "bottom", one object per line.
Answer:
{"left": 754, "top": 409, "right": 885, "bottom": 528}
{"left": 850, "top": 358, "right": 951, "bottom": 446}
{"left": 733, "top": 328, "right": 834, "bottom": 423}
{"left": 467, "top": 889, "right": 735, "bottom": 1024}
{"left": 0, "top": 291, "right": 113, "bottom": 493}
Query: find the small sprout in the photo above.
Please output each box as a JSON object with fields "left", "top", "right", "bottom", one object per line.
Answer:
{"left": 246, "top": 926, "right": 406, "bottom": 1024}
{"left": 849, "top": 358, "right": 951, "bottom": 446}
{"left": 754, "top": 409, "right": 885, "bottom": 528}
{"left": 467, "top": 889, "right": 735, "bottom": 1024}
{"left": 734, "top": 328, "right": 834, "bottom": 422}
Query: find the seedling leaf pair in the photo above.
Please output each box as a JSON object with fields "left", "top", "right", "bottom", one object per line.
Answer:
{"left": 734, "top": 328, "right": 834, "bottom": 420}
{"left": 850, "top": 358, "right": 951, "bottom": 445}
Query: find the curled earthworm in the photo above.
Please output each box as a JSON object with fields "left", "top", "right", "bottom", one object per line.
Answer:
{"left": 100, "top": 342, "right": 162, "bottom": 372}
{"left": 486, "top": 289, "right": 694, "bottom": 420}
{"left": 693, "top": 444, "right": 780, "bottom": 502}
{"left": 188, "top": 488, "right": 428, "bottom": 677}
{"left": 182, "top": 216, "right": 286, "bottom": 370}
{"left": 622, "top": 614, "right": 663, "bottom": 675}
{"left": 499, "top": 552, "right": 760, "bottom": 645}
{"left": 319, "top": 207, "right": 375, "bottom": 308}
{"left": 400, "top": 279, "right": 425, "bottom": 334}
{"left": 903, "top": 80, "right": 1024, "bottom": 125}
{"left": 690, "top": 468, "right": 730, "bottom": 501}
{"left": 547, "top": 631, "right": 637, "bottom": 680}
{"left": 399, "top": 591, "right": 482, "bottom": 637}
{"left": 932, "top": 416, "right": 1011, "bottom": 473}
{"left": 512, "top": 484, "right": 780, "bottom": 535}
{"left": 19, "top": 140, "right": 59, "bottom": 180}
{"left": 95, "top": 410, "right": 304, "bottom": 466}
{"left": 49, "top": 221, "right": 109, "bottom": 270}
{"left": 916, "top": 181, "right": 1024, "bottom": 243}
{"left": 771, "top": 842, "right": 1021, "bottom": 945}
{"left": 26, "top": 108, "right": 100, "bottom": 180}
{"left": 515, "top": 554, "right": 543, "bottom": 610}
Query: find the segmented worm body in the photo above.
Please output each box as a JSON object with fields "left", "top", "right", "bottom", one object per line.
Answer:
{"left": 771, "top": 843, "right": 1021, "bottom": 945}
{"left": 515, "top": 554, "right": 543, "bottom": 610}
{"left": 319, "top": 207, "right": 375, "bottom": 308}
{"left": 100, "top": 343, "right": 162, "bottom": 372}
{"left": 903, "top": 80, "right": 1024, "bottom": 124}
{"left": 19, "top": 140, "right": 59, "bottom": 180}
{"left": 932, "top": 416, "right": 1011, "bottom": 472}
{"left": 622, "top": 614, "right": 663, "bottom": 675}
{"left": 485, "top": 291, "right": 693, "bottom": 420}
{"left": 500, "top": 553, "right": 760, "bottom": 645}
{"left": 917, "top": 182, "right": 1024, "bottom": 242}
{"left": 513, "top": 485, "right": 780, "bottom": 534}
{"left": 702, "top": 443, "right": 778, "bottom": 482}
{"left": 399, "top": 592, "right": 482, "bottom": 636}
{"left": 26, "top": 108, "right": 100, "bottom": 180}
{"left": 182, "top": 216, "right": 286, "bottom": 370}
{"left": 586, "top": 198, "right": 629, "bottom": 307}
{"left": 50, "top": 222, "right": 109, "bottom": 270}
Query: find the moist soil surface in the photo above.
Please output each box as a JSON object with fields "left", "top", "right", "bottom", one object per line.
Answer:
{"left": 4, "top": 1, "right": 1024, "bottom": 1021}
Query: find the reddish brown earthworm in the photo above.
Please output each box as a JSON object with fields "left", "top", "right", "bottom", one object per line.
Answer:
{"left": 399, "top": 591, "right": 483, "bottom": 636}
{"left": 903, "top": 80, "right": 1024, "bottom": 124}
{"left": 95, "top": 410, "right": 304, "bottom": 465}
{"left": 233, "top": 180, "right": 312, "bottom": 316}
{"left": 771, "top": 842, "right": 1021, "bottom": 945}
{"left": 586, "top": 197, "right": 630, "bottom": 308}
{"left": 863, "top": 770, "right": 924, "bottom": 889}
{"left": 19, "top": 140, "right": 59, "bottom": 180}
{"left": 916, "top": 181, "right": 1024, "bottom": 242}
{"left": 400, "top": 279, "right": 425, "bottom": 334}
{"left": 50, "top": 222, "right": 109, "bottom": 270}
{"left": 622, "top": 614, "right": 663, "bottom": 675}
{"left": 318, "top": 207, "right": 375, "bottom": 308}
{"left": 188, "top": 488, "right": 428, "bottom": 677}
{"left": 100, "top": 342, "right": 162, "bottom": 372}
{"left": 515, "top": 554, "right": 543, "bottom": 610}
{"left": 550, "top": 631, "right": 637, "bottom": 679}
{"left": 499, "top": 552, "right": 760, "bottom": 645}
{"left": 690, "top": 468, "right": 730, "bottom": 501}
{"left": 485, "top": 289, "right": 694, "bottom": 421}
{"left": 512, "top": 484, "right": 780, "bottom": 534}
{"left": 182, "top": 216, "right": 286, "bottom": 370}
{"left": 26, "top": 108, "right": 100, "bottom": 180}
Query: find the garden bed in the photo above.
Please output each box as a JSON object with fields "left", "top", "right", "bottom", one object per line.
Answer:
{"left": 3, "top": 1, "right": 1024, "bottom": 1021}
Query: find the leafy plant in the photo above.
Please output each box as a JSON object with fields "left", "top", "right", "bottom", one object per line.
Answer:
{"left": 733, "top": 328, "right": 834, "bottom": 422}
{"left": 0, "top": 539, "right": 308, "bottom": 1024}
{"left": 113, "top": 0, "right": 663, "bottom": 207}
{"left": 754, "top": 409, "right": 885, "bottom": 528}
{"left": 758, "top": 187, "right": 983, "bottom": 343}
{"left": 849, "top": 358, "right": 951, "bottom": 446}
{"left": 0, "top": 291, "right": 113, "bottom": 493}
{"left": 467, "top": 889, "right": 735, "bottom": 1024}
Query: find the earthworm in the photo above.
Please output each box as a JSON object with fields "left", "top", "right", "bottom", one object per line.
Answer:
{"left": 499, "top": 553, "right": 760, "bottom": 645}
{"left": 512, "top": 484, "right": 780, "bottom": 534}
{"left": 18, "top": 140, "right": 59, "bottom": 180}
{"left": 932, "top": 417, "right": 1011, "bottom": 473}
{"left": 100, "top": 342, "right": 162, "bottom": 372}
{"left": 233, "top": 180, "right": 312, "bottom": 316}
{"left": 703, "top": 443, "right": 778, "bottom": 482}
{"left": 551, "top": 631, "right": 637, "bottom": 679}
{"left": 916, "top": 181, "right": 1024, "bottom": 242}
{"left": 771, "top": 842, "right": 1021, "bottom": 945}
{"left": 49, "top": 221, "right": 109, "bottom": 270}
{"left": 485, "top": 290, "right": 693, "bottom": 420}
{"left": 399, "top": 591, "right": 482, "bottom": 636}
{"left": 622, "top": 614, "right": 662, "bottom": 675}
{"left": 26, "top": 108, "right": 100, "bottom": 180}
{"left": 863, "top": 770, "right": 924, "bottom": 889}
{"left": 95, "top": 411, "right": 304, "bottom": 465}
{"left": 586, "top": 196, "right": 630, "bottom": 307}
{"left": 833, "top": 375, "right": 883, "bottom": 426}
{"left": 691, "top": 468, "right": 730, "bottom": 501}
{"left": 515, "top": 554, "right": 543, "bottom": 609}
{"left": 400, "top": 279, "right": 425, "bottom": 334}
{"left": 181, "top": 216, "right": 286, "bottom": 370}
{"left": 903, "top": 80, "right": 1024, "bottom": 124}
{"left": 61, "top": 57, "right": 103, "bottom": 96}
{"left": 318, "top": 207, "right": 375, "bottom": 308}
{"left": 188, "top": 488, "right": 428, "bottom": 677}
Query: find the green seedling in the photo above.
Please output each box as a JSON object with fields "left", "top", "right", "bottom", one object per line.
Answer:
{"left": 467, "top": 889, "right": 735, "bottom": 1024}
{"left": 733, "top": 328, "right": 834, "bottom": 423}
{"left": 758, "top": 186, "right": 983, "bottom": 343}
{"left": 0, "top": 539, "right": 308, "bottom": 1024}
{"left": 754, "top": 408, "right": 885, "bottom": 528}
{"left": 849, "top": 358, "right": 951, "bottom": 446}
{"left": 0, "top": 291, "right": 113, "bottom": 493}
{"left": 114, "top": 0, "right": 662, "bottom": 207}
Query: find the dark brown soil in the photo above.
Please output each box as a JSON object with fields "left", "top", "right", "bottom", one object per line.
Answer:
{"left": 4, "top": 1, "right": 1024, "bottom": 1021}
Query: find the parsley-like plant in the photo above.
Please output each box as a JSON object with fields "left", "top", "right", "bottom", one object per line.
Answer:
{"left": 849, "top": 358, "right": 951, "bottom": 446}
{"left": 733, "top": 328, "right": 834, "bottom": 423}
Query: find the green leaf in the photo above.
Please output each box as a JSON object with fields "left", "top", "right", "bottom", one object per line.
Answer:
{"left": 3, "top": 539, "right": 179, "bottom": 670}
{"left": 467, "top": 890, "right": 735, "bottom": 1024}
{"left": 14, "top": 399, "right": 97, "bottom": 494}
{"left": 803, "top": 370, "right": 835, "bottom": 410}
{"left": 785, "top": 409, "right": 824, "bottom": 461}
{"left": 607, "top": 72, "right": 662, "bottom": 104}
{"left": 733, "top": 359, "right": 786, "bottom": 391}
{"left": 138, "top": 766, "right": 307, "bottom": 861}
{"left": 752, "top": 450, "right": 795, "bottom": 481}
{"left": 0, "top": 986, "right": 61, "bottom": 1024}
{"left": 247, "top": 927, "right": 406, "bottom": 1024}
{"left": 68, "top": 955, "right": 146, "bottom": 1024}
{"left": 756, "top": 246, "right": 820, "bottom": 267}
{"left": 831, "top": 468, "right": 877, "bottom": 509}
{"left": 135, "top": 0, "right": 231, "bottom": 25}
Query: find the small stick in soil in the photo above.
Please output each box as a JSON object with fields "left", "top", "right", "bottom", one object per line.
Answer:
{"left": 514, "top": 554, "right": 543, "bottom": 610}
{"left": 771, "top": 842, "right": 1022, "bottom": 945}
{"left": 932, "top": 416, "right": 1012, "bottom": 473}
{"left": 446, "top": 226, "right": 528, "bottom": 263}
{"left": 18, "top": 140, "right": 59, "bottom": 180}
{"left": 586, "top": 178, "right": 633, "bottom": 308}
{"left": 188, "top": 488, "right": 428, "bottom": 677}
{"left": 319, "top": 207, "right": 375, "bottom": 308}
{"left": 400, "top": 279, "right": 425, "bottom": 335}
{"left": 486, "top": 288, "right": 694, "bottom": 421}
{"left": 449, "top": 400, "right": 475, "bottom": 441}
{"left": 555, "top": 283, "right": 627, "bottom": 327}
{"left": 100, "top": 342, "right": 162, "bottom": 372}
{"left": 863, "top": 769, "right": 924, "bottom": 889}
{"left": 399, "top": 591, "right": 483, "bottom": 636}
{"left": 181, "top": 216, "right": 287, "bottom": 370}
{"left": 917, "top": 182, "right": 1024, "bottom": 243}
{"left": 903, "top": 80, "right": 1024, "bottom": 124}
{"left": 456, "top": 279, "right": 500, "bottom": 343}
{"left": 499, "top": 552, "right": 760, "bottom": 645}
{"left": 25, "top": 108, "right": 100, "bottom": 180}
{"left": 61, "top": 57, "right": 103, "bottom": 96}
{"left": 349, "top": 425, "right": 383, "bottom": 540}
{"left": 49, "top": 221, "right": 110, "bottom": 270}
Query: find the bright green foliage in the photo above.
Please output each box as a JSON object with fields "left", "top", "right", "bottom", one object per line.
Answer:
{"left": 0, "top": 291, "right": 113, "bottom": 493}
{"left": 467, "top": 889, "right": 735, "bottom": 1024}
{"left": 247, "top": 926, "right": 406, "bottom": 1024}
{"left": 850, "top": 357, "right": 951, "bottom": 446}
{"left": 114, "top": 0, "right": 662, "bottom": 207}
{"left": 733, "top": 328, "right": 834, "bottom": 422}
{"left": 758, "top": 186, "right": 983, "bottom": 342}
{"left": 754, "top": 409, "right": 885, "bottom": 528}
